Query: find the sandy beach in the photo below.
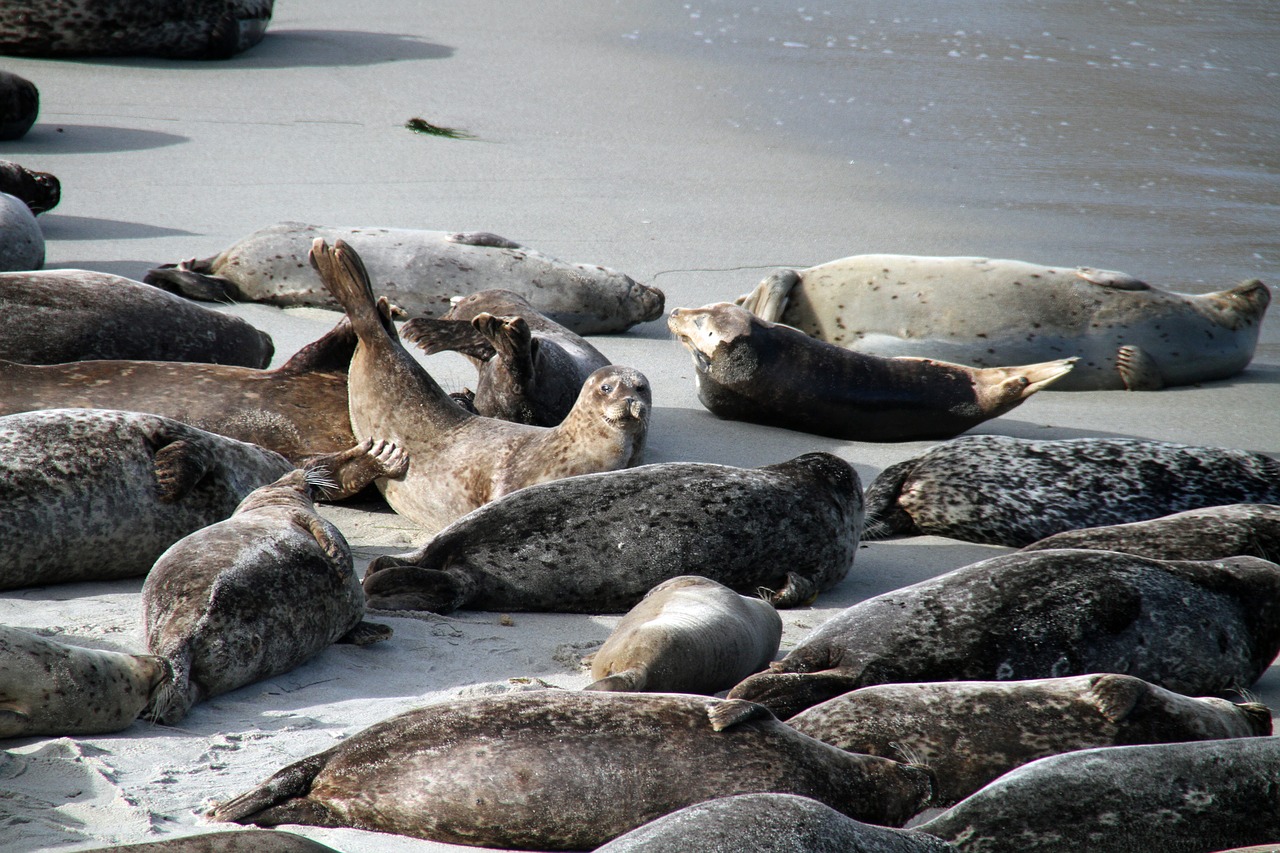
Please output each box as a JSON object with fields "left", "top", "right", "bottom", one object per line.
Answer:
{"left": 1, "top": 1, "right": 1278, "bottom": 850}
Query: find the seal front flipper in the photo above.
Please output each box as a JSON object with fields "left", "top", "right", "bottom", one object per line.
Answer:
{"left": 736, "top": 268, "right": 800, "bottom": 322}
{"left": 145, "top": 259, "right": 243, "bottom": 302}
{"left": 0, "top": 703, "right": 31, "bottom": 736}
{"left": 209, "top": 752, "right": 336, "bottom": 826}
{"left": 1084, "top": 674, "right": 1144, "bottom": 724}
{"left": 727, "top": 669, "right": 862, "bottom": 720}
{"left": 1075, "top": 266, "right": 1150, "bottom": 290}
{"left": 448, "top": 231, "right": 522, "bottom": 249}
{"left": 707, "top": 698, "right": 776, "bottom": 731}
{"left": 152, "top": 439, "right": 212, "bottom": 502}
{"left": 400, "top": 317, "right": 498, "bottom": 360}
{"left": 1116, "top": 344, "right": 1165, "bottom": 391}
{"left": 337, "top": 620, "right": 393, "bottom": 646}
{"left": 767, "top": 572, "right": 820, "bottom": 608}
{"left": 304, "top": 439, "right": 409, "bottom": 501}
{"left": 862, "top": 458, "right": 924, "bottom": 540}
{"left": 584, "top": 667, "right": 648, "bottom": 692}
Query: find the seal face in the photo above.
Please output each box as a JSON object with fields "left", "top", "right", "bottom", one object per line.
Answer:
{"left": 209, "top": 691, "right": 934, "bottom": 848}
{"left": 0, "top": 160, "right": 59, "bottom": 213}
{"left": 667, "top": 303, "right": 1074, "bottom": 442}
{"left": 0, "top": 191, "right": 43, "bottom": 272}
{"left": 0, "top": 71, "right": 38, "bottom": 140}
{"left": 737, "top": 255, "right": 1271, "bottom": 390}
{"left": 361, "top": 453, "right": 863, "bottom": 614}
{"left": 863, "top": 435, "right": 1280, "bottom": 546}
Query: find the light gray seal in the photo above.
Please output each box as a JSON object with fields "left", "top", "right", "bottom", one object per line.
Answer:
{"left": 787, "top": 674, "right": 1272, "bottom": 806}
{"left": 864, "top": 435, "right": 1280, "bottom": 546}
{"left": 915, "top": 737, "right": 1280, "bottom": 853}
{"left": 361, "top": 452, "right": 862, "bottom": 613}
{"left": 146, "top": 222, "right": 665, "bottom": 334}
{"left": 0, "top": 160, "right": 58, "bottom": 213}
{"left": 0, "top": 70, "right": 37, "bottom": 140}
{"left": 0, "top": 625, "right": 170, "bottom": 738}
{"left": 0, "top": 191, "right": 42, "bottom": 271}
{"left": 727, "top": 549, "right": 1280, "bottom": 719}
{"left": 738, "top": 254, "right": 1271, "bottom": 390}
{"left": 78, "top": 831, "right": 340, "bottom": 852}
{"left": 209, "top": 691, "right": 935, "bottom": 848}
{"left": 583, "top": 575, "right": 783, "bottom": 694}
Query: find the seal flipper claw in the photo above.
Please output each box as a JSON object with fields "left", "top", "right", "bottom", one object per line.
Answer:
{"left": 768, "top": 572, "right": 820, "bottom": 608}
{"left": 301, "top": 513, "right": 351, "bottom": 571}
{"left": 337, "top": 620, "right": 393, "bottom": 646}
{"left": 1116, "top": 345, "right": 1165, "bottom": 391}
{"left": 304, "top": 439, "right": 409, "bottom": 501}
{"left": 707, "top": 698, "right": 775, "bottom": 731}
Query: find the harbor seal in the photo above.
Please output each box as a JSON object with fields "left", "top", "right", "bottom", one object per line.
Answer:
{"left": 361, "top": 453, "right": 862, "bottom": 613}
{"left": 0, "top": 70, "right": 37, "bottom": 140}
{"left": 668, "top": 303, "right": 1074, "bottom": 441}
{"left": 0, "top": 191, "right": 42, "bottom": 271}
{"left": 77, "top": 831, "right": 341, "bottom": 852}
{"left": 142, "top": 469, "right": 390, "bottom": 725}
{"left": 0, "top": 269, "right": 273, "bottom": 366}
{"left": 310, "top": 237, "right": 649, "bottom": 533}
{"left": 0, "top": 625, "right": 169, "bottom": 738}
{"left": 737, "top": 254, "right": 1271, "bottom": 390}
{"left": 583, "top": 575, "right": 783, "bottom": 694}
{"left": 0, "top": 160, "right": 58, "bottom": 213}
{"left": 727, "top": 549, "right": 1280, "bottom": 718}
{"left": 209, "top": 691, "right": 935, "bottom": 848}
{"left": 787, "top": 674, "right": 1272, "bottom": 806}
{"left": 915, "top": 737, "right": 1280, "bottom": 853}
{"left": 146, "top": 222, "right": 664, "bottom": 334}
{"left": 864, "top": 435, "right": 1280, "bottom": 546}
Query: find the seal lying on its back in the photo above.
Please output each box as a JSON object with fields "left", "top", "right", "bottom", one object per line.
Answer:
{"left": 0, "top": 70, "right": 38, "bottom": 140}
{"left": 147, "top": 222, "right": 664, "bottom": 334}
{"left": 0, "top": 160, "right": 58, "bottom": 213}
{"left": 864, "top": 435, "right": 1280, "bottom": 546}
{"left": 728, "top": 549, "right": 1280, "bottom": 719}
{"left": 738, "top": 254, "right": 1271, "bottom": 390}
{"left": 210, "top": 691, "right": 934, "bottom": 848}
{"left": 668, "top": 303, "right": 1074, "bottom": 442}
{"left": 361, "top": 453, "right": 862, "bottom": 613}
{"left": 787, "top": 674, "right": 1272, "bottom": 806}
{"left": 1022, "top": 503, "right": 1280, "bottom": 561}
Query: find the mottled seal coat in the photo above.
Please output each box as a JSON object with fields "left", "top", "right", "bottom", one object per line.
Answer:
{"left": 668, "top": 303, "right": 1074, "bottom": 442}
{"left": 142, "top": 469, "right": 389, "bottom": 725}
{"left": 0, "top": 70, "right": 37, "bottom": 140}
{"left": 915, "top": 737, "right": 1280, "bottom": 853}
{"left": 787, "top": 673, "right": 1272, "bottom": 806}
{"left": 209, "top": 691, "right": 934, "bottom": 848}
{"left": 78, "top": 831, "right": 341, "bottom": 852}
{"left": 0, "top": 269, "right": 273, "bottom": 366}
{"left": 311, "top": 238, "right": 650, "bottom": 534}
{"left": 0, "top": 160, "right": 58, "bottom": 213}
{"left": 0, "top": 0, "right": 273, "bottom": 59}
{"left": 0, "top": 191, "right": 42, "bottom": 272}
{"left": 737, "top": 254, "right": 1271, "bottom": 390}
{"left": 147, "top": 222, "right": 665, "bottom": 334}
{"left": 727, "top": 549, "right": 1280, "bottom": 719}
{"left": 583, "top": 576, "right": 783, "bottom": 694}
{"left": 401, "top": 288, "right": 611, "bottom": 425}
{"left": 361, "top": 453, "right": 862, "bottom": 613}
{"left": 864, "top": 435, "right": 1280, "bottom": 546}
{"left": 0, "top": 625, "right": 170, "bottom": 738}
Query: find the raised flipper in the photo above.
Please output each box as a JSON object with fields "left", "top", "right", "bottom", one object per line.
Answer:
{"left": 766, "top": 572, "right": 820, "bottom": 608}
{"left": 144, "top": 259, "right": 241, "bottom": 302}
{"left": 1116, "top": 344, "right": 1165, "bottom": 391}
{"left": 337, "top": 620, "right": 393, "bottom": 646}
{"left": 735, "top": 268, "right": 801, "bottom": 322}
{"left": 401, "top": 317, "right": 498, "bottom": 360}
{"left": 584, "top": 668, "right": 648, "bottom": 692}
{"left": 304, "top": 438, "right": 409, "bottom": 501}
{"left": 152, "top": 439, "right": 212, "bottom": 502}
{"left": 706, "top": 698, "right": 776, "bottom": 731}
{"left": 448, "top": 231, "right": 522, "bottom": 249}
{"left": 275, "top": 317, "right": 358, "bottom": 375}
{"left": 1075, "top": 266, "right": 1150, "bottom": 291}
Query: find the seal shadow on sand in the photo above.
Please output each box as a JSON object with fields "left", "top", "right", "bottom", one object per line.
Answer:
{"left": 3, "top": 125, "right": 187, "bottom": 154}
{"left": 39, "top": 216, "right": 197, "bottom": 241}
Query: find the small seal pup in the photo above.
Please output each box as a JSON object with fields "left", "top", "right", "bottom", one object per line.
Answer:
{"left": 915, "top": 737, "right": 1280, "bottom": 853}
{"left": 583, "top": 575, "right": 783, "bottom": 694}
{"left": 787, "top": 674, "right": 1272, "bottom": 806}
{"left": 147, "top": 222, "right": 665, "bottom": 334}
{"left": 668, "top": 303, "right": 1074, "bottom": 442}
{"left": 361, "top": 453, "right": 862, "bottom": 613}
{"left": 0, "top": 191, "right": 42, "bottom": 271}
{"left": 0, "top": 70, "right": 38, "bottom": 140}
{"left": 209, "top": 691, "right": 935, "bottom": 848}
{"left": 737, "top": 254, "right": 1272, "bottom": 390}
{"left": 0, "top": 160, "right": 58, "bottom": 213}
{"left": 310, "top": 237, "right": 650, "bottom": 533}
{"left": 864, "top": 435, "right": 1280, "bottom": 546}
{"left": 142, "top": 468, "right": 390, "bottom": 725}
{"left": 728, "top": 549, "right": 1280, "bottom": 718}
{"left": 0, "top": 625, "right": 170, "bottom": 738}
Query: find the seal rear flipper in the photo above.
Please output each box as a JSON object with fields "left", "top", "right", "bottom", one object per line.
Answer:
{"left": 144, "top": 261, "right": 241, "bottom": 302}
{"left": 862, "top": 458, "right": 924, "bottom": 540}
{"left": 362, "top": 565, "right": 474, "bottom": 614}
{"left": 767, "top": 572, "right": 820, "bottom": 608}
{"left": 726, "top": 669, "right": 862, "bottom": 720}
{"left": 707, "top": 698, "right": 776, "bottom": 731}
{"left": 583, "top": 668, "right": 648, "bottom": 692}
{"left": 337, "top": 620, "right": 393, "bottom": 646}
{"left": 1116, "top": 345, "right": 1165, "bottom": 391}
{"left": 276, "top": 317, "right": 359, "bottom": 375}
{"left": 400, "top": 317, "right": 498, "bottom": 361}
{"left": 448, "top": 231, "right": 522, "bottom": 249}
{"left": 208, "top": 752, "right": 332, "bottom": 825}
{"left": 735, "top": 268, "right": 800, "bottom": 322}
{"left": 152, "top": 439, "right": 212, "bottom": 502}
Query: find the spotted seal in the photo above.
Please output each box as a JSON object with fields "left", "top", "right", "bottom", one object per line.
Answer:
{"left": 727, "top": 549, "right": 1280, "bottom": 719}
{"left": 863, "top": 435, "right": 1280, "bottom": 546}
{"left": 77, "top": 831, "right": 341, "bottom": 852}
{"left": 668, "top": 303, "right": 1074, "bottom": 442}
{"left": 361, "top": 452, "right": 862, "bottom": 613}
{"left": 0, "top": 70, "right": 37, "bottom": 140}
{"left": 737, "top": 254, "right": 1271, "bottom": 390}
{"left": 209, "top": 691, "right": 934, "bottom": 848}
{"left": 0, "top": 160, "right": 58, "bottom": 213}
{"left": 146, "top": 222, "right": 664, "bottom": 334}
{"left": 0, "top": 191, "right": 42, "bottom": 271}
{"left": 787, "top": 674, "right": 1271, "bottom": 806}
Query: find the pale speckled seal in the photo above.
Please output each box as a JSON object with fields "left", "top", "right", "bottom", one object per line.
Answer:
{"left": 147, "top": 222, "right": 664, "bottom": 334}
{"left": 0, "top": 70, "right": 37, "bottom": 140}
{"left": 787, "top": 673, "right": 1272, "bottom": 806}
{"left": 310, "top": 238, "right": 650, "bottom": 534}
{"left": 583, "top": 575, "right": 782, "bottom": 694}
{"left": 864, "top": 435, "right": 1280, "bottom": 546}
{"left": 668, "top": 303, "right": 1074, "bottom": 442}
{"left": 0, "top": 160, "right": 58, "bottom": 214}
{"left": 0, "top": 625, "right": 170, "bottom": 738}
{"left": 142, "top": 469, "right": 390, "bottom": 725}
{"left": 361, "top": 452, "right": 862, "bottom": 613}
{"left": 0, "top": 268, "right": 273, "bottom": 366}
{"left": 209, "top": 691, "right": 934, "bottom": 848}
{"left": 915, "top": 737, "right": 1280, "bottom": 853}
{"left": 737, "top": 254, "right": 1271, "bottom": 390}
{"left": 77, "top": 831, "right": 341, "bottom": 852}
{"left": 727, "top": 549, "right": 1280, "bottom": 719}
{"left": 0, "top": 191, "right": 42, "bottom": 271}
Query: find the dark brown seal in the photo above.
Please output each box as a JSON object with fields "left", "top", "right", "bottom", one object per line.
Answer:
{"left": 1021, "top": 503, "right": 1280, "bottom": 561}
{"left": 0, "top": 159, "right": 58, "bottom": 213}
{"left": 0, "top": 70, "right": 37, "bottom": 140}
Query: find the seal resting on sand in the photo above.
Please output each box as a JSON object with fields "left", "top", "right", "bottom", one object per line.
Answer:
{"left": 76, "top": 831, "right": 342, "bottom": 852}
{"left": 0, "top": 191, "right": 42, "bottom": 271}
{"left": 0, "top": 160, "right": 58, "bottom": 213}
{"left": 0, "top": 70, "right": 38, "bottom": 140}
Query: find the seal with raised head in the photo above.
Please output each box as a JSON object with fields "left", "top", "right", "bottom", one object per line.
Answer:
{"left": 0, "top": 191, "right": 42, "bottom": 272}
{"left": 727, "top": 549, "right": 1280, "bottom": 719}
{"left": 787, "top": 673, "right": 1272, "bottom": 806}
{"left": 668, "top": 303, "right": 1075, "bottom": 442}
{"left": 583, "top": 575, "right": 783, "bottom": 694}
{"left": 0, "top": 625, "right": 170, "bottom": 738}
{"left": 309, "top": 237, "right": 650, "bottom": 534}
{"left": 146, "top": 222, "right": 665, "bottom": 334}
{"left": 209, "top": 691, "right": 934, "bottom": 848}
{"left": 863, "top": 435, "right": 1280, "bottom": 546}
{"left": 361, "top": 452, "right": 862, "bottom": 613}
{"left": 0, "top": 160, "right": 58, "bottom": 213}
{"left": 0, "top": 70, "right": 38, "bottom": 140}
{"left": 737, "top": 254, "right": 1271, "bottom": 390}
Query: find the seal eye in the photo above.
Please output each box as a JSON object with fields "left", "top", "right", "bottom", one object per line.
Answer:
{"left": 600, "top": 383, "right": 613, "bottom": 394}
